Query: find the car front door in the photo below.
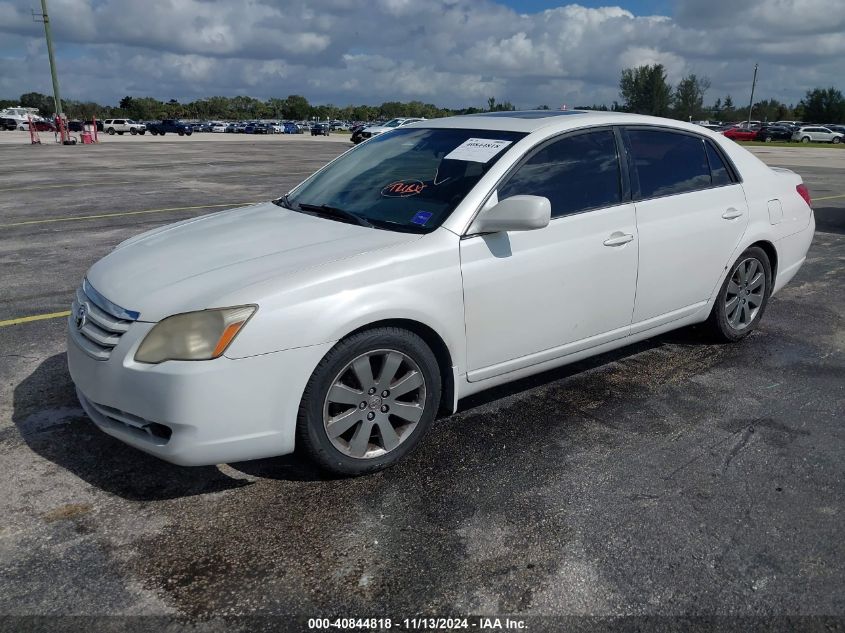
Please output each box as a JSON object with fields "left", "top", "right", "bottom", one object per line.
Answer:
{"left": 623, "top": 127, "right": 749, "bottom": 331}
{"left": 460, "top": 128, "right": 639, "bottom": 381}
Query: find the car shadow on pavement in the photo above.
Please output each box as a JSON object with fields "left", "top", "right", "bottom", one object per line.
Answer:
{"left": 814, "top": 204, "right": 845, "bottom": 235}
{"left": 12, "top": 353, "right": 254, "bottom": 501}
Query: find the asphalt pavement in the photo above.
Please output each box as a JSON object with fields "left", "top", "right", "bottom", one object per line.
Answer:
{"left": 0, "top": 136, "right": 843, "bottom": 632}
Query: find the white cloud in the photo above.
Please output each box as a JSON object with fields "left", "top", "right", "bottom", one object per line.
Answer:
{"left": 0, "top": 0, "right": 842, "bottom": 108}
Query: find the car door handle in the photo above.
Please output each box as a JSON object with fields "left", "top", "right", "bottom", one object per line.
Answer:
{"left": 603, "top": 233, "right": 634, "bottom": 247}
{"left": 722, "top": 208, "right": 744, "bottom": 220}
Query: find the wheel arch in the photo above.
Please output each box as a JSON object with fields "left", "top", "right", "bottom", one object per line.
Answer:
{"left": 342, "top": 318, "right": 455, "bottom": 416}
{"left": 749, "top": 239, "right": 778, "bottom": 289}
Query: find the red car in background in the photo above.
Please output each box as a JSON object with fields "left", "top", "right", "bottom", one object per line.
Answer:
{"left": 721, "top": 127, "right": 758, "bottom": 141}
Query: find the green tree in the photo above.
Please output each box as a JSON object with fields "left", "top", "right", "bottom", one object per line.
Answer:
{"left": 743, "top": 98, "right": 790, "bottom": 123}
{"left": 283, "top": 95, "right": 311, "bottom": 120}
{"left": 672, "top": 74, "right": 710, "bottom": 121}
{"left": 799, "top": 87, "right": 845, "bottom": 123}
{"left": 19, "top": 92, "right": 54, "bottom": 115}
{"left": 717, "top": 95, "right": 735, "bottom": 122}
{"left": 619, "top": 64, "right": 672, "bottom": 116}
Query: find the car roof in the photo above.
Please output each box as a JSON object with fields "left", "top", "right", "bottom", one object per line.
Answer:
{"left": 406, "top": 109, "right": 717, "bottom": 135}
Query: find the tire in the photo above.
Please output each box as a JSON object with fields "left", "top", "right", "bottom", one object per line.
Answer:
{"left": 297, "top": 327, "right": 442, "bottom": 476}
{"left": 186, "top": 130, "right": 192, "bottom": 136}
{"left": 130, "top": 128, "right": 137, "bottom": 135}
{"left": 833, "top": 137, "right": 841, "bottom": 144}
{"left": 117, "top": 131, "right": 124, "bottom": 135}
{"left": 107, "top": 128, "right": 115, "bottom": 135}
{"left": 764, "top": 136, "right": 772, "bottom": 142}
{"left": 160, "top": 131, "right": 165, "bottom": 136}
{"left": 706, "top": 246, "right": 772, "bottom": 342}
{"left": 178, "top": 130, "right": 184, "bottom": 136}
{"left": 139, "top": 131, "right": 145, "bottom": 135}
{"left": 801, "top": 136, "right": 810, "bottom": 143}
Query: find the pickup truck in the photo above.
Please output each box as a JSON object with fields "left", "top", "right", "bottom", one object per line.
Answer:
{"left": 147, "top": 119, "right": 193, "bottom": 136}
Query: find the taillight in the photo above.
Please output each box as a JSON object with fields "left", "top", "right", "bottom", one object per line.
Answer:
{"left": 796, "top": 184, "right": 812, "bottom": 208}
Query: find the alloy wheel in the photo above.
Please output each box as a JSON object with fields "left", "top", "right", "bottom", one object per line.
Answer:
{"left": 725, "top": 257, "right": 766, "bottom": 330}
{"left": 322, "top": 349, "right": 426, "bottom": 459}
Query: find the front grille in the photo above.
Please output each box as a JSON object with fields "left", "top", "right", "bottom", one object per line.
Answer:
{"left": 69, "top": 284, "right": 133, "bottom": 360}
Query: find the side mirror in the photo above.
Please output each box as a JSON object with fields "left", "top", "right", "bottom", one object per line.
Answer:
{"left": 469, "top": 195, "right": 551, "bottom": 234}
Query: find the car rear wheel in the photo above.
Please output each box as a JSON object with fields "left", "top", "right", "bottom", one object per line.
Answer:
{"left": 178, "top": 130, "right": 184, "bottom": 136}
{"left": 764, "top": 136, "right": 772, "bottom": 142}
{"left": 297, "top": 327, "right": 441, "bottom": 476}
{"left": 139, "top": 131, "right": 145, "bottom": 135}
{"left": 186, "top": 130, "right": 192, "bottom": 136}
{"left": 706, "top": 246, "right": 772, "bottom": 342}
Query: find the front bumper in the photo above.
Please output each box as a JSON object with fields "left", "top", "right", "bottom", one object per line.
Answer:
{"left": 67, "top": 318, "right": 333, "bottom": 466}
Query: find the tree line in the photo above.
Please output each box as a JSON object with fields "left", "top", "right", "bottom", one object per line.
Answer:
{"left": 2, "top": 69, "right": 842, "bottom": 123}
{"left": 0, "top": 93, "right": 469, "bottom": 122}
{"left": 617, "top": 64, "right": 845, "bottom": 123}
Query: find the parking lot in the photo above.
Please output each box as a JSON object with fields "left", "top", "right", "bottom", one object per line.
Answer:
{"left": 0, "top": 138, "right": 843, "bottom": 628}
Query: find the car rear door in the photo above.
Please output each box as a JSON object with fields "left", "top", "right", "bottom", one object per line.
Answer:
{"left": 460, "top": 128, "right": 639, "bottom": 381}
{"left": 622, "top": 127, "right": 749, "bottom": 332}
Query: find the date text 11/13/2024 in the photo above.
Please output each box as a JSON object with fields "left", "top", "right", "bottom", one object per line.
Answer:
{"left": 307, "top": 616, "right": 527, "bottom": 630}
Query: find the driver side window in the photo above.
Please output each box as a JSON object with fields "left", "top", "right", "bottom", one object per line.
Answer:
{"left": 498, "top": 130, "right": 622, "bottom": 218}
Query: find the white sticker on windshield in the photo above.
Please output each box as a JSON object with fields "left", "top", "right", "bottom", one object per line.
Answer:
{"left": 444, "top": 138, "right": 512, "bottom": 163}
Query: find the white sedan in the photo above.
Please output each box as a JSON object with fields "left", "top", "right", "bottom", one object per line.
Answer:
{"left": 67, "top": 111, "right": 815, "bottom": 475}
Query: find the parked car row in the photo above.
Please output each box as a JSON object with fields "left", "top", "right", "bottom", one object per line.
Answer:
{"left": 188, "top": 120, "right": 343, "bottom": 134}
{"left": 704, "top": 121, "right": 844, "bottom": 144}
{"left": 350, "top": 117, "right": 426, "bottom": 144}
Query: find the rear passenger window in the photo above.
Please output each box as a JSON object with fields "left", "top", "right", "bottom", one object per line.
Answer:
{"left": 705, "top": 142, "right": 733, "bottom": 186}
{"left": 627, "top": 129, "right": 710, "bottom": 198}
{"left": 498, "top": 130, "right": 621, "bottom": 218}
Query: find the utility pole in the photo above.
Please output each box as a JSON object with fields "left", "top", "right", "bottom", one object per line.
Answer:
{"left": 746, "top": 63, "right": 758, "bottom": 128}
{"left": 33, "top": 0, "right": 63, "bottom": 120}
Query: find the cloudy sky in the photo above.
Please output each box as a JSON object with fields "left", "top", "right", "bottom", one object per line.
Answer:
{"left": 1, "top": 0, "right": 842, "bottom": 109}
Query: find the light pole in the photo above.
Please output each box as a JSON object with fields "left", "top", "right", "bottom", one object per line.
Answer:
{"left": 33, "top": 0, "right": 63, "bottom": 121}
{"left": 746, "top": 63, "right": 758, "bottom": 128}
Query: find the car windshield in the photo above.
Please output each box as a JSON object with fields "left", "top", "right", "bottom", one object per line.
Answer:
{"left": 384, "top": 119, "right": 404, "bottom": 128}
{"left": 283, "top": 127, "right": 526, "bottom": 233}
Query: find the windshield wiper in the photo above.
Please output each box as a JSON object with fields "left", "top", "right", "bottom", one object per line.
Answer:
{"left": 296, "top": 202, "right": 374, "bottom": 228}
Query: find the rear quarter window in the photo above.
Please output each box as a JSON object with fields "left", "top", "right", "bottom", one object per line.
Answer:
{"left": 626, "top": 129, "right": 712, "bottom": 199}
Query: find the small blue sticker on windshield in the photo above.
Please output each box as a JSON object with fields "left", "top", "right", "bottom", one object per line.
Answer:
{"left": 411, "top": 211, "right": 433, "bottom": 225}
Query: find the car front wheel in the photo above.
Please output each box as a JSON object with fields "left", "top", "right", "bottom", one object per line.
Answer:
{"left": 833, "top": 137, "right": 841, "bottom": 144}
{"left": 297, "top": 327, "right": 441, "bottom": 476}
{"left": 801, "top": 136, "right": 810, "bottom": 143}
{"left": 107, "top": 128, "right": 115, "bottom": 135}
{"left": 706, "top": 246, "right": 772, "bottom": 342}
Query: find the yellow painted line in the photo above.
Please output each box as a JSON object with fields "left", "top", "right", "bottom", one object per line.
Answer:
{"left": 814, "top": 193, "right": 845, "bottom": 201}
{"left": 0, "top": 180, "right": 135, "bottom": 193}
{"left": 0, "top": 201, "right": 262, "bottom": 228}
{"left": 0, "top": 311, "right": 71, "bottom": 328}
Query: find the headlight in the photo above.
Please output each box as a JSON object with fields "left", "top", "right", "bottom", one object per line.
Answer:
{"left": 135, "top": 306, "right": 256, "bottom": 364}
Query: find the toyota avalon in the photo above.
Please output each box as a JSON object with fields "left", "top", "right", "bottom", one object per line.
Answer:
{"left": 67, "top": 111, "right": 815, "bottom": 475}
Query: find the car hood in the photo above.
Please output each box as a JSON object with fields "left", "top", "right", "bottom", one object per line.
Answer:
{"left": 86, "top": 201, "right": 422, "bottom": 322}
